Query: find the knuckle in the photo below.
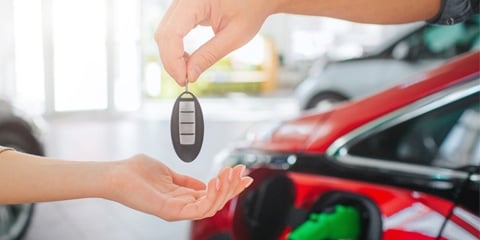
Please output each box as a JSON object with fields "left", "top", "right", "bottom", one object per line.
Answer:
{"left": 196, "top": 49, "right": 218, "bottom": 69}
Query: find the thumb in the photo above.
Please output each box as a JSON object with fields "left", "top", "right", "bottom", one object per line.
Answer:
{"left": 187, "top": 25, "right": 254, "bottom": 82}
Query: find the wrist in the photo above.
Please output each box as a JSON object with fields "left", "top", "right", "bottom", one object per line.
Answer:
{"left": 86, "top": 161, "right": 115, "bottom": 200}
{"left": 98, "top": 160, "right": 129, "bottom": 201}
{"left": 270, "top": 0, "right": 292, "bottom": 14}
{"left": 98, "top": 160, "right": 123, "bottom": 200}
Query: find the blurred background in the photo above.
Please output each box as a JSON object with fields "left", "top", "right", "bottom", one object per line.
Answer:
{"left": 0, "top": 0, "right": 477, "bottom": 239}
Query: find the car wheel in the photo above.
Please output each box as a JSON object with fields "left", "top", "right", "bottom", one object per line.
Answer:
{"left": 0, "top": 204, "right": 34, "bottom": 240}
{"left": 0, "top": 126, "right": 43, "bottom": 240}
{"left": 305, "top": 92, "right": 349, "bottom": 111}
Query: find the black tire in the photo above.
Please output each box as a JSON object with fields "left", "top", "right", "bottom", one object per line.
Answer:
{"left": 305, "top": 92, "right": 349, "bottom": 111}
{"left": 0, "top": 122, "right": 43, "bottom": 240}
{"left": 0, "top": 204, "right": 34, "bottom": 240}
{"left": 0, "top": 121, "right": 44, "bottom": 156}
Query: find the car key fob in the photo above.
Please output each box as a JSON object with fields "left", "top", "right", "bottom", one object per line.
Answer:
{"left": 171, "top": 90, "right": 204, "bottom": 162}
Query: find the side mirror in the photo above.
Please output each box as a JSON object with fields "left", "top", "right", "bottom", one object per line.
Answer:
{"left": 392, "top": 41, "right": 411, "bottom": 60}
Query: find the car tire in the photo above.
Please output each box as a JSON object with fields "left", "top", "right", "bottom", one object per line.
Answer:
{"left": 0, "top": 204, "right": 34, "bottom": 240}
{"left": 305, "top": 92, "right": 349, "bottom": 111}
{"left": 0, "top": 122, "right": 43, "bottom": 156}
{"left": 0, "top": 124, "right": 43, "bottom": 240}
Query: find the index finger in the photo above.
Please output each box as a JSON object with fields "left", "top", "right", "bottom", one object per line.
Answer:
{"left": 155, "top": 0, "right": 208, "bottom": 85}
{"left": 171, "top": 171, "right": 206, "bottom": 190}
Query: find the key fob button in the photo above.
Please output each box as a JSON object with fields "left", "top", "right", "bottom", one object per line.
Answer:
{"left": 179, "top": 101, "right": 195, "bottom": 145}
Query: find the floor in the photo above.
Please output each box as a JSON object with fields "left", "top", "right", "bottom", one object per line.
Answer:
{"left": 22, "top": 95, "right": 299, "bottom": 240}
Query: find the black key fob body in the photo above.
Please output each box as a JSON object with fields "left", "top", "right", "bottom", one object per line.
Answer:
{"left": 171, "top": 91, "right": 204, "bottom": 162}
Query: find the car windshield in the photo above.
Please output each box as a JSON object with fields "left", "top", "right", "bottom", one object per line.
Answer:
{"left": 366, "top": 17, "right": 480, "bottom": 58}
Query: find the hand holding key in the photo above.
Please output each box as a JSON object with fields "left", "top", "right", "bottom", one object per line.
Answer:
{"left": 155, "top": 0, "right": 273, "bottom": 84}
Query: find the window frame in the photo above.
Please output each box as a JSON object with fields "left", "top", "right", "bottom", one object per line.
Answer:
{"left": 327, "top": 76, "right": 480, "bottom": 185}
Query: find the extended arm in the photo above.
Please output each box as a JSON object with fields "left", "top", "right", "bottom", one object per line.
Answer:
{"left": 0, "top": 148, "right": 253, "bottom": 221}
{"left": 275, "top": 0, "right": 441, "bottom": 24}
{"left": 155, "top": 0, "right": 443, "bottom": 85}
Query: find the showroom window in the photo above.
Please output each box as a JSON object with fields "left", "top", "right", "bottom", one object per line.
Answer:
{"left": 12, "top": 0, "right": 143, "bottom": 114}
{"left": 348, "top": 89, "right": 480, "bottom": 169}
{"left": 49, "top": 0, "right": 109, "bottom": 112}
{"left": 12, "top": 0, "right": 45, "bottom": 114}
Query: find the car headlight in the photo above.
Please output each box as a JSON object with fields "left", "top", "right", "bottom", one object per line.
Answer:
{"left": 210, "top": 120, "right": 295, "bottom": 176}
{"left": 214, "top": 148, "right": 298, "bottom": 171}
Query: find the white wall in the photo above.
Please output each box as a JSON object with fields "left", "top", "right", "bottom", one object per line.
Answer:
{"left": 260, "top": 14, "right": 404, "bottom": 69}
{"left": 0, "top": 0, "right": 15, "bottom": 101}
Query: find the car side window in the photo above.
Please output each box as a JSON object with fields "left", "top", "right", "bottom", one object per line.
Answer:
{"left": 348, "top": 91, "right": 480, "bottom": 170}
{"left": 394, "top": 17, "right": 480, "bottom": 60}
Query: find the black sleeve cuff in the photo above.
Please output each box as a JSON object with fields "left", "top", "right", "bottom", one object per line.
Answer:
{"left": 428, "top": 0, "right": 480, "bottom": 25}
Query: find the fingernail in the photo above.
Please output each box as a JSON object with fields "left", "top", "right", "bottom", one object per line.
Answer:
{"left": 244, "top": 177, "right": 254, "bottom": 188}
{"left": 215, "top": 177, "right": 220, "bottom": 191}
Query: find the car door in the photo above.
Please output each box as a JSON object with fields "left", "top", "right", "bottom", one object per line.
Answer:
{"left": 329, "top": 78, "right": 480, "bottom": 239}
{"left": 438, "top": 172, "right": 480, "bottom": 240}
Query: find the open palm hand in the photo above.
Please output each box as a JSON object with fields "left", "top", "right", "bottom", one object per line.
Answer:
{"left": 104, "top": 154, "right": 253, "bottom": 221}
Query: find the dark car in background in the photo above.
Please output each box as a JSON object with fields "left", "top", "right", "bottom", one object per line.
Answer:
{"left": 295, "top": 17, "right": 480, "bottom": 111}
{"left": 191, "top": 52, "right": 480, "bottom": 239}
{"left": 0, "top": 100, "right": 44, "bottom": 240}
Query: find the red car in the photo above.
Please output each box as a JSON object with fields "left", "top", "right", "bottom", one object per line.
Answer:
{"left": 191, "top": 51, "right": 480, "bottom": 240}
